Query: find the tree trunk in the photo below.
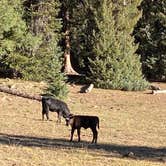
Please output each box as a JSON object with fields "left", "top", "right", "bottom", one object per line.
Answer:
{"left": 63, "top": 7, "right": 79, "bottom": 75}
{"left": 0, "top": 86, "right": 41, "bottom": 101}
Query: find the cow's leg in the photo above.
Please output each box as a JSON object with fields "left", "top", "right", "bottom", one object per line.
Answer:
{"left": 42, "top": 102, "right": 49, "bottom": 120}
{"left": 45, "top": 110, "right": 49, "bottom": 120}
{"left": 42, "top": 104, "right": 46, "bottom": 121}
{"left": 94, "top": 129, "right": 98, "bottom": 144}
{"left": 91, "top": 128, "right": 98, "bottom": 144}
{"left": 42, "top": 113, "right": 45, "bottom": 121}
{"left": 77, "top": 128, "right": 81, "bottom": 142}
{"left": 57, "top": 111, "right": 62, "bottom": 123}
{"left": 70, "top": 127, "right": 75, "bottom": 142}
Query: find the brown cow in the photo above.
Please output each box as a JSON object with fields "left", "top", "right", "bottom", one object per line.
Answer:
{"left": 66, "top": 115, "right": 99, "bottom": 143}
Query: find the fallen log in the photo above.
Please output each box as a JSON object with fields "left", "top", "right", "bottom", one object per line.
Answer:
{"left": 0, "top": 86, "right": 42, "bottom": 101}
{"left": 80, "top": 84, "right": 94, "bottom": 93}
{"left": 85, "top": 83, "right": 94, "bottom": 93}
{"left": 152, "top": 90, "right": 166, "bottom": 94}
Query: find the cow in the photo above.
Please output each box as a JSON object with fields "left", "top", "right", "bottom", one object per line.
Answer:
{"left": 41, "top": 96, "right": 71, "bottom": 123}
{"left": 66, "top": 115, "right": 99, "bottom": 144}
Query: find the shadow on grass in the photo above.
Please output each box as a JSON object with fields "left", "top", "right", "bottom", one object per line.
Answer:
{"left": 0, "top": 133, "right": 165, "bottom": 163}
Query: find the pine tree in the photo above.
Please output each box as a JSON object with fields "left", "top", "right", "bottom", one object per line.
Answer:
{"left": 59, "top": 0, "right": 80, "bottom": 75}
{"left": 0, "top": 0, "right": 67, "bottom": 98}
{"left": 87, "top": 0, "right": 148, "bottom": 90}
{"left": 0, "top": 0, "right": 39, "bottom": 76}
{"left": 87, "top": 0, "right": 120, "bottom": 88}
{"left": 68, "top": 0, "right": 100, "bottom": 73}
{"left": 24, "top": 0, "right": 68, "bottom": 98}
{"left": 134, "top": 0, "right": 166, "bottom": 81}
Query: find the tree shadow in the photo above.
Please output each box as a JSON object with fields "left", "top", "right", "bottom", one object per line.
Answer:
{"left": 0, "top": 133, "right": 165, "bottom": 163}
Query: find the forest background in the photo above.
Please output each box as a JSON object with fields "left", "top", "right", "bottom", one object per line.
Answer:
{"left": 0, "top": 0, "right": 165, "bottom": 98}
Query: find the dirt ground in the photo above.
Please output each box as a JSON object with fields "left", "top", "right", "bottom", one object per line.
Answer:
{"left": 0, "top": 79, "right": 165, "bottom": 166}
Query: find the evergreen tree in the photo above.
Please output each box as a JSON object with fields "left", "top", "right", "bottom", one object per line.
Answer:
{"left": 59, "top": 0, "right": 101, "bottom": 75}
{"left": 134, "top": 0, "right": 166, "bottom": 81}
{"left": 87, "top": 0, "right": 120, "bottom": 88}
{"left": 0, "top": 0, "right": 67, "bottom": 98}
{"left": 87, "top": 0, "right": 148, "bottom": 90}
{"left": 69, "top": 0, "right": 100, "bottom": 73}
{"left": 24, "top": 0, "right": 68, "bottom": 98}
{"left": 0, "top": 0, "right": 40, "bottom": 77}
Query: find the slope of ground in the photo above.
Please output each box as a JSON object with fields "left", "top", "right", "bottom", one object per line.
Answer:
{"left": 0, "top": 79, "right": 165, "bottom": 166}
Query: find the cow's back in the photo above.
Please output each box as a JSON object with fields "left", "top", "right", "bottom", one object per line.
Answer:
{"left": 74, "top": 115, "right": 99, "bottom": 129}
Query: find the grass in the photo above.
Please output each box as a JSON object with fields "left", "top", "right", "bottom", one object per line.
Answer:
{"left": 0, "top": 78, "right": 166, "bottom": 166}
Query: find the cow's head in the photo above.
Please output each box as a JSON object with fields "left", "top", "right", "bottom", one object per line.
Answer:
{"left": 65, "top": 114, "right": 74, "bottom": 126}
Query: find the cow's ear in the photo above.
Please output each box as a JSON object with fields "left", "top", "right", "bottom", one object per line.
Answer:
{"left": 69, "top": 114, "right": 74, "bottom": 118}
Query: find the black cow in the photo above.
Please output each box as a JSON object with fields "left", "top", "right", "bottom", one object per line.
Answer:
{"left": 42, "top": 96, "right": 71, "bottom": 123}
{"left": 66, "top": 115, "right": 99, "bottom": 143}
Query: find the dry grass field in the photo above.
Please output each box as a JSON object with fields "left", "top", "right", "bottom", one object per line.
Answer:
{"left": 0, "top": 78, "right": 166, "bottom": 166}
